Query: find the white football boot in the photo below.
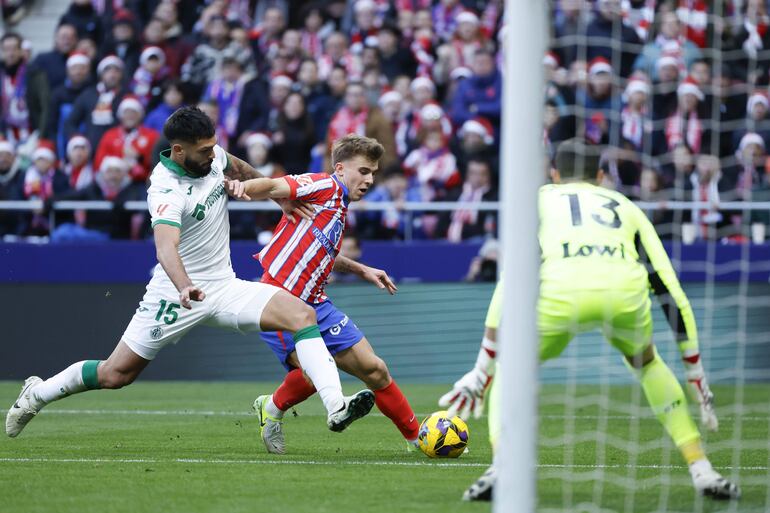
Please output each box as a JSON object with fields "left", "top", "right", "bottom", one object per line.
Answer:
{"left": 463, "top": 465, "right": 496, "bottom": 501}
{"left": 327, "top": 389, "right": 375, "bottom": 432}
{"left": 689, "top": 459, "right": 741, "bottom": 500}
{"left": 5, "top": 376, "right": 43, "bottom": 437}
{"left": 253, "top": 395, "right": 285, "bottom": 454}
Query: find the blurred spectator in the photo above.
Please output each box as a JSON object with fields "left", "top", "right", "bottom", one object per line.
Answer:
{"left": 250, "top": 6, "right": 286, "bottom": 73}
{"left": 552, "top": 0, "right": 589, "bottom": 70}
{"left": 235, "top": 74, "right": 270, "bottom": 148}
{"left": 51, "top": 156, "right": 147, "bottom": 241}
{"left": 144, "top": 80, "right": 185, "bottom": 133}
{"left": 273, "top": 92, "right": 316, "bottom": 173}
{"left": 585, "top": 0, "right": 641, "bottom": 78}
{"left": 689, "top": 154, "right": 724, "bottom": 239}
{"left": 396, "top": 76, "right": 438, "bottom": 155}
{"left": 633, "top": 10, "right": 702, "bottom": 81}
{"left": 620, "top": 78, "right": 652, "bottom": 152}
{"left": 94, "top": 96, "right": 159, "bottom": 183}
{"left": 732, "top": 0, "right": 770, "bottom": 69}
{"left": 297, "top": 59, "right": 336, "bottom": 140}
{"left": 182, "top": 15, "right": 245, "bottom": 96}
{"left": 432, "top": 0, "right": 466, "bottom": 43}
{"left": 1, "top": 32, "right": 47, "bottom": 144}
{"left": 266, "top": 74, "right": 294, "bottom": 132}
{"left": 652, "top": 54, "right": 680, "bottom": 120}
{"left": 203, "top": 55, "right": 248, "bottom": 143}
{"left": 326, "top": 81, "right": 397, "bottom": 168}
{"left": 724, "top": 132, "right": 767, "bottom": 200}
{"left": 22, "top": 140, "right": 69, "bottom": 235}
{"left": 29, "top": 23, "right": 78, "bottom": 91}
{"left": 349, "top": 0, "right": 380, "bottom": 55}
{"left": 65, "top": 55, "right": 127, "bottom": 149}
{"left": 377, "top": 24, "right": 417, "bottom": 81}
{"left": 244, "top": 132, "right": 284, "bottom": 177}
{"left": 662, "top": 76, "right": 706, "bottom": 154}
{"left": 713, "top": 65, "right": 748, "bottom": 157}
{"left": 143, "top": 16, "right": 193, "bottom": 79}
{"left": 318, "top": 32, "right": 362, "bottom": 81}
{"left": 456, "top": 116, "right": 497, "bottom": 176}
{"left": 464, "top": 237, "right": 498, "bottom": 282}
{"left": 277, "top": 29, "right": 304, "bottom": 78}
{"left": 661, "top": 142, "right": 695, "bottom": 192}
{"left": 62, "top": 134, "right": 93, "bottom": 190}
{"left": 0, "top": 140, "right": 22, "bottom": 235}
{"left": 360, "top": 164, "right": 421, "bottom": 239}
{"left": 379, "top": 90, "right": 405, "bottom": 139}
{"left": 441, "top": 158, "right": 497, "bottom": 242}
{"left": 434, "top": 11, "right": 490, "bottom": 85}
{"left": 299, "top": 3, "right": 334, "bottom": 60}
{"left": 130, "top": 47, "right": 171, "bottom": 110}
{"left": 732, "top": 91, "right": 770, "bottom": 150}
{"left": 403, "top": 127, "right": 460, "bottom": 203}
{"left": 450, "top": 48, "right": 501, "bottom": 130}
{"left": 198, "top": 100, "right": 229, "bottom": 150}
{"left": 98, "top": 10, "right": 141, "bottom": 78}
{"left": 59, "top": 0, "right": 102, "bottom": 45}
{"left": 578, "top": 58, "right": 615, "bottom": 128}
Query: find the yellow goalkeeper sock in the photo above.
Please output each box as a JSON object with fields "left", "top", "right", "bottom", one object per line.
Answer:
{"left": 631, "top": 350, "right": 701, "bottom": 456}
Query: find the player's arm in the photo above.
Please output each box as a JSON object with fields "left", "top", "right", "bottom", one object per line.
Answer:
{"left": 223, "top": 152, "right": 313, "bottom": 221}
{"left": 225, "top": 176, "right": 292, "bottom": 201}
{"left": 438, "top": 279, "right": 501, "bottom": 419}
{"left": 633, "top": 205, "right": 718, "bottom": 430}
{"left": 334, "top": 255, "right": 398, "bottom": 295}
{"left": 153, "top": 224, "right": 205, "bottom": 309}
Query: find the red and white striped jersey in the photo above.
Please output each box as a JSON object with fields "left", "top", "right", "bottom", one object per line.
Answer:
{"left": 256, "top": 172, "right": 349, "bottom": 304}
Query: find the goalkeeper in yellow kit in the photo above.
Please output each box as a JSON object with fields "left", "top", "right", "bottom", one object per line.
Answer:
{"left": 442, "top": 139, "right": 740, "bottom": 502}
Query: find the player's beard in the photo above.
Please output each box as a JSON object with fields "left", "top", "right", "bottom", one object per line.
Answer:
{"left": 184, "top": 156, "right": 213, "bottom": 178}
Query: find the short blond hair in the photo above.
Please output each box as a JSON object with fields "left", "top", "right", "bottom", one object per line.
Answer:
{"left": 331, "top": 134, "right": 384, "bottom": 166}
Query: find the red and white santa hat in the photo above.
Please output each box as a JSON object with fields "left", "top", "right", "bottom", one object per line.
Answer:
{"left": 66, "top": 51, "right": 90, "bottom": 69}
{"left": 456, "top": 11, "right": 480, "bottom": 26}
{"left": 117, "top": 95, "right": 145, "bottom": 118}
{"left": 543, "top": 51, "right": 560, "bottom": 69}
{"left": 739, "top": 132, "right": 765, "bottom": 152}
{"left": 66, "top": 135, "right": 91, "bottom": 155}
{"left": 588, "top": 57, "right": 613, "bottom": 76}
{"left": 32, "top": 139, "right": 57, "bottom": 162}
{"left": 245, "top": 132, "right": 273, "bottom": 150}
{"left": 410, "top": 76, "right": 436, "bottom": 94}
{"left": 459, "top": 117, "right": 494, "bottom": 145}
{"left": 0, "top": 140, "right": 15, "bottom": 154}
{"left": 656, "top": 54, "right": 680, "bottom": 72}
{"left": 747, "top": 91, "right": 770, "bottom": 114}
{"left": 100, "top": 156, "right": 129, "bottom": 173}
{"left": 419, "top": 102, "right": 444, "bottom": 121}
{"left": 354, "top": 0, "right": 376, "bottom": 12}
{"left": 139, "top": 46, "right": 166, "bottom": 67}
{"left": 677, "top": 76, "right": 704, "bottom": 101}
{"left": 623, "top": 77, "right": 650, "bottom": 99}
{"left": 97, "top": 55, "right": 125, "bottom": 75}
{"left": 450, "top": 66, "right": 473, "bottom": 81}
{"left": 271, "top": 74, "right": 294, "bottom": 89}
{"left": 378, "top": 90, "right": 402, "bottom": 108}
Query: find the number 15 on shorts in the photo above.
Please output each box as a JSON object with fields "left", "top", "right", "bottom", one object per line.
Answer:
{"left": 155, "top": 300, "right": 181, "bottom": 325}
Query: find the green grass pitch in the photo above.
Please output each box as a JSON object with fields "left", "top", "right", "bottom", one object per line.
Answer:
{"left": 0, "top": 382, "right": 767, "bottom": 513}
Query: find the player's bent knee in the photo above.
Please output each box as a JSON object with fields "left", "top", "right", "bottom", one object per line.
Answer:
{"left": 289, "top": 304, "right": 317, "bottom": 332}
{"left": 366, "top": 358, "right": 391, "bottom": 389}
{"left": 98, "top": 367, "right": 137, "bottom": 389}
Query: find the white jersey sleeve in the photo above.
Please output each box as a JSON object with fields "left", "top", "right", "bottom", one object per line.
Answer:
{"left": 148, "top": 181, "right": 186, "bottom": 228}
{"left": 213, "top": 145, "right": 229, "bottom": 174}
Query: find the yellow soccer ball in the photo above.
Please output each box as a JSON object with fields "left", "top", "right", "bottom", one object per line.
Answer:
{"left": 417, "top": 410, "right": 469, "bottom": 458}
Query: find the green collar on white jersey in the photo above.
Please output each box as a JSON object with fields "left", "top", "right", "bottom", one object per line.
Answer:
{"left": 160, "top": 149, "right": 197, "bottom": 178}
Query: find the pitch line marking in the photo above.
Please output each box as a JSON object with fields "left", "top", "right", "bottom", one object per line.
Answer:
{"left": 0, "top": 458, "right": 766, "bottom": 471}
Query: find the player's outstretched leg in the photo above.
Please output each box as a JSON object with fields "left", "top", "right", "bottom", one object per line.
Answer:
{"left": 463, "top": 465, "right": 496, "bottom": 501}
{"left": 6, "top": 341, "right": 148, "bottom": 437}
{"left": 626, "top": 345, "right": 740, "bottom": 500}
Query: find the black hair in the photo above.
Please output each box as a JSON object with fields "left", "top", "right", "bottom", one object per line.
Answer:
{"left": 1, "top": 33, "right": 22, "bottom": 46}
{"left": 163, "top": 106, "right": 215, "bottom": 144}
{"left": 554, "top": 138, "right": 603, "bottom": 180}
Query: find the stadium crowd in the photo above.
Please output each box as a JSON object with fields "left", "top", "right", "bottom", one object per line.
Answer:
{"left": 0, "top": 0, "right": 768, "bottom": 244}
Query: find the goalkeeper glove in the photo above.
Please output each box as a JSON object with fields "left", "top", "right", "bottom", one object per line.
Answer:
{"left": 682, "top": 350, "right": 718, "bottom": 432}
{"left": 438, "top": 336, "right": 496, "bottom": 419}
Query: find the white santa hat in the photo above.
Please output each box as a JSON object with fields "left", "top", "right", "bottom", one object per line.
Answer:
{"left": 66, "top": 52, "right": 90, "bottom": 69}
{"left": 410, "top": 76, "right": 435, "bottom": 94}
{"left": 271, "top": 74, "right": 294, "bottom": 89}
{"left": 739, "top": 132, "right": 765, "bottom": 152}
{"left": 117, "top": 96, "right": 145, "bottom": 118}
{"left": 354, "top": 0, "right": 376, "bottom": 12}
{"left": 677, "top": 76, "right": 704, "bottom": 101}
{"left": 419, "top": 103, "right": 444, "bottom": 121}
{"left": 459, "top": 118, "right": 494, "bottom": 145}
{"left": 623, "top": 78, "right": 650, "bottom": 100}
{"left": 32, "top": 147, "right": 56, "bottom": 162}
{"left": 0, "top": 141, "right": 15, "bottom": 154}
{"left": 378, "top": 90, "right": 402, "bottom": 108}
{"left": 456, "top": 11, "right": 480, "bottom": 25}
{"left": 97, "top": 55, "right": 125, "bottom": 75}
{"left": 66, "top": 135, "right": 91, "bottom": 155}
{"left": 450, "top": 66, "right": 473, "bottom": 80}
{"left": 139, "top": 46, "right": 166, "bottom": 67}
{"left": 656, "top": 54, "right": 679, "bottom": 72}
{"left": 747, "top": 92, "right": 770, "bottom": 114}
{"left": 245, "top": 132, "right": 272, "bottom": 150}
{"left": 543, "top": 51, "right": 560, "bottom": 69}
{"left": 588, "top": 57, "right": 613, "bottom": 76}
{"left": 100, "top": 156, "right": 129, "bottom": 173}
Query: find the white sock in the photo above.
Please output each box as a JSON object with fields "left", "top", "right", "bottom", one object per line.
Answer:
{"left": 266, "top": 395, "right": 285, "bottom": 419}
{"left": 32, "top": 361, "right": 91, "bottom": 406}
{"left": 294, "top": 337, "right": 344, "bottom": 414}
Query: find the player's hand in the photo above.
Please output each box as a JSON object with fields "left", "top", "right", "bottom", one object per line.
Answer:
{"left": 438, "top": 367, "right": 492, "bottom": 420}
{"left": 278, "top": 199, "right": 314, "bottom": 223}
{"left": 360, "top": 265, "right": 398, "bottom": 295}
{"left": 224, "top": 179, "right": 251, "bottom": 200}
{"left": 179, "top": 285, "right": 206, "bottom": 309}
{"left": 683, "top": 353, "right": 718, "bottom": 431}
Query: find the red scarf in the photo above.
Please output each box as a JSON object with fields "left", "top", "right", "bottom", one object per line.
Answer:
{"left": 665, "top": 109, "right": 702, "bottom": 153}
{"left": 328, "top": 106, "right": 368, "bottom": 143}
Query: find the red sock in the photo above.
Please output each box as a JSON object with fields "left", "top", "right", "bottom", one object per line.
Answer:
{"left": 375, "top": 380, "right": 419, "bottom": 440}
{"left": 273, "top": 368, "right": 316, "bottom": 411}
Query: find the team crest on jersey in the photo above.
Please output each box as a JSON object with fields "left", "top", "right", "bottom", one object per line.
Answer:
{"left": 295, "top": 174, "right": 314, "bottom": 186}
{"left": 150, "top": 326, "right": 163, "bottom": 340}
{"left": 312, "top": 218, "right": 344, "bottom": 256}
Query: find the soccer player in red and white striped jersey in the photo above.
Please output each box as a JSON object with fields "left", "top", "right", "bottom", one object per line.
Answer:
{"left": 226, "top": 134, "right": 421, "bottom": 454}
